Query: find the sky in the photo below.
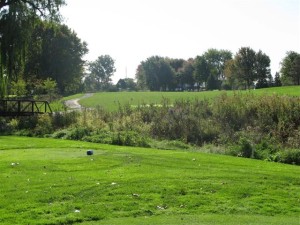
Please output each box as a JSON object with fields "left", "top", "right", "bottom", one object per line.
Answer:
{"left": 61, "top": 0, "right": 300, "bottom": 83}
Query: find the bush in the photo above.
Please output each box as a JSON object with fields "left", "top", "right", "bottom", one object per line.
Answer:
{"left": 65, "top": 126, "right": 91, "bottom": 140}
{"left": 82, "top": 130, "right": 150, "bottom": 148}
{"left": 52, "top": 111, "right": 79, "bottom": 129}
{"left": 52, "top": 129, "right": 69, "bottom": 139}
{"left": 111, "top": 131, "right": 150, "bottom": 148}
{"left": 82, "top": 131, "right": 113, "bottom": 144}
{"left": 0, "top": 118, "right": 12, "bottom": 134}
{"left": 34, "top": 114, "right": 53, "bottom": 137}
{"left": 239, "top": 138, "right": 254, "bottom": 158}
{"left": 278, "top": 149, "right": 300, "bottom": 165}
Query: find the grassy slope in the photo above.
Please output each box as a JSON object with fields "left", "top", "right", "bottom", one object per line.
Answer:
{"left": 78, "top": 86, "right": 300, "bottom": 111}
{"left": 0, "top": 136, "right": 299, "bottom": 225}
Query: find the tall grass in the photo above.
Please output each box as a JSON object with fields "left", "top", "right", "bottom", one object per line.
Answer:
{"left": 2, "top": 92, "right": 300, "bottom": 165}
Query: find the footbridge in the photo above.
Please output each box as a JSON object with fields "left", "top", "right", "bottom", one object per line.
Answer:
{"left": 0, "top": 99, "right": 52, "bottom": 117}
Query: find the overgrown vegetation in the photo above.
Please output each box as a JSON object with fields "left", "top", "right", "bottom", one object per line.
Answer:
{"left": 1, "top": 92, "right": 300, "bottom": 165}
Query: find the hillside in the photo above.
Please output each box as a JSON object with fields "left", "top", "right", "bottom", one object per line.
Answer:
{"left": 71, "top": 86, "right": 300, "bottom": 111}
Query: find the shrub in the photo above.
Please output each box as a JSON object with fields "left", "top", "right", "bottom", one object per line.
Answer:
{"left": 82, "top": 131, "right": 113, "bottom": 144}
{"left": 0, "top": 118, "right": 12, "bottom": 134}
{"left": 34, "top": 114, "right": 53, "bottom": 136}
{"left": 111, "top": 131, "right": 150, "bottom": 148}
{"left": 278, "top": 149, "right": 300, "bottom": 165}
{"left": 65, "top": 126, "right": 91, "bottom": 140}
{"left": 239, "top": 138, "right": 254, "bottom": 158}
{"left": 52, "top": 129, "right": 69, "bottom": 139}
{"left": 52, "top": 111, "right": 79, "bottom": 129}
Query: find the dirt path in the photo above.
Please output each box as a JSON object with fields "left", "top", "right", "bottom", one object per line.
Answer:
{"left": 64, "top": 93, "right": 93, "bottom": 110}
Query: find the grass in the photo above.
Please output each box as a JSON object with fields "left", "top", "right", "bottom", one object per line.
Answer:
{"left": 0, "top": 136, "right": 299, "bottom": 224}
{"left": 76, "top": 86, "right": 300, "bottom": 111}
{"left": 49, "top": 93, "right": 86, "bottom": 111}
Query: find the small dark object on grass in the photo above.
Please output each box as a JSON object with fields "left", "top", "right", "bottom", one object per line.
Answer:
{"left": 87, "top": 150, "right": 94, "bottom": 155}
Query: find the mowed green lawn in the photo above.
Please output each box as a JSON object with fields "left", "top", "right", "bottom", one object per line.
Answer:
{"left": 0, "top": 136, "right": 299, "bottom": 225}
{"left": 78, "top": 86, "right": 300, "bottom": 111}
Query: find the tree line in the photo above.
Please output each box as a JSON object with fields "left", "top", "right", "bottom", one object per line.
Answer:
{"left": 0, "top": 1, "right": 299, "bottom": 98}
{"left": 135, "top": 48, "right": 300, "bottom": 91}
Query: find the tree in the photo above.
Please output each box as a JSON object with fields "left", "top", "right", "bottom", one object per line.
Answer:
{"left": 167, "top": 58, "right": 185, "bottom": 73}
{"left": 224, "top": 59, "right": 238, "bottom": 89}
{"left": 274, "top": 72, "right": 282, "bottom": 87}
{"left": 280, "top": 51, "right": 300, "bottom": 85}
{"left": 167, "top": 58, "right": 185, "bottom": 90}
{"left": 25, "top": 22, "right": 88, "bottom": 94}
{"left": 234, "top": 47, "right": 257, "bottom": 89}
{"left": 0, "top": 73, "right": 7, "bottom": 97}
{"left": 88, "top": 55, "right": 116, "bottom": 91}
{"left": 116, "top": 78, "right": 137, "bottom": 91}
{"left": 193, "top": 55, "right": 209, "bottom": 89}
{"left": 137, "top": 56, "right": 175, "bottom": 91}
{"left": 193, "top": 49, "right": 232, "bottom": 90}
{"left": 255, "top": 50, "right": 271, "bottom": 89}
{"left": 10, "top": 78, "right": 27, "bottom": 96}
{"left": 0, "top": 0, "right": 65, "bottom": 95}
{"left": 135, "top": 65, "right": 147, "bottom": 90}
{"left": 178, "top": 58, "right": 195, "bottom": 90}
{"left": 43, "top": 77, "right": 57, "bottom": 101}
{"left": 0, "top": 3, "right": 33, "bottom": 84}
{"left": 206, "top": 74, "right": 219, "bottom": 90}
{"left": 204, "top": 49, "right": 232, "bottom": 80}
{"left": 0, "top": 0, "right": 65, "bottom": 18}
{"left": 227, "top": 48, "right": 271, "bottom": 89}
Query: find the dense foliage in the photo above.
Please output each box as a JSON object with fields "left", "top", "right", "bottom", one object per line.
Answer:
{"left": 1, "top": 93, "right": 300, "bottom": 165}
{"left": 135, "top": 48, "right": 276, "bottom": 91}
{"left": 25, "top": 21, "right": 88, "bottom": 94}
{"left": 84, "top": 55, "right": 116, "bottom": 92}
{"left": 280, "top": 51, "right": 300, "bottom": 85}
{"left": 0, "top": 0, "right": 70, "bottom": 97}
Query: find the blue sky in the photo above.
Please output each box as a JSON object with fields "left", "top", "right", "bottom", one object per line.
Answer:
{"left": 61, "top": 0, "right": 300, "bottom": 83}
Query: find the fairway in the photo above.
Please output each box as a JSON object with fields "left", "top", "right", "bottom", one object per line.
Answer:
{"left": 77, "top": 86, "right": 300, "bottom": 111}
{"left": 0, "top": 136, "right": 299, "bottom": 225}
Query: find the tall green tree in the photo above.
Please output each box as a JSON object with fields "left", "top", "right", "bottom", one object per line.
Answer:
{"left": 88, "top": 55, "right": 116, "bottom": 91}
{"left": 137, "top": 56, "right": 175, "bottom": 91}
{"left": 10, "top": 78, "right": 27, "bottom": 96}
{"left": 0, "top": 0, "right": 65, "bottom": 96}
{"left": 223, "top": 59, "right": 238, "bottom": 89}
{"left": 116, "top": 78, "right": 137, "bottom": 91}
{"left": 43, "top": 77, "right": 57, "bottom": 101}
{"left": 178, "top": 58, "right": 195, "bottom": 90}
{"left": 280, "top": 51, "right": 300, "bottom": 85}
{"left": 193, "top": 55, "right": 209, "bottom": 89}
{"left": 167, "top": 58, "right": 185, "bottom": 89}
{"left": 204, "top": 49, "right": 232, "bottom": 80}
{"left": 25, "top": 22, "right": 88, "bottom": 94}
{"left": 274, "top": 72, "right": 282, "bottom": 87}
{"left": 255, "top": 50, "right": 271, "bottom": 89}
{"left": 193, "top": 49, "right": 232, "bottom": 90}
{"left": 0, "top": 3, "right": 33, "bottom": 83}
{"left": 234, "top": 47, "right": 257, "bottom": 89}
{"left": 0, "top": 0, "right": 65, "bottom": 18}
{"left": 135, "top": 64, "right": 147, "bottom": 90}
